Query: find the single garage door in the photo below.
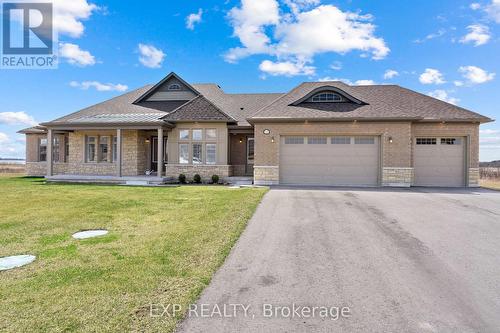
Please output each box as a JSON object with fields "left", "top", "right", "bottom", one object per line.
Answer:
{"left": 280, "top": 136, "right": 380, "bottom": 186}
{"left": 414, "top": 137, "right": 465, "bottom": 187}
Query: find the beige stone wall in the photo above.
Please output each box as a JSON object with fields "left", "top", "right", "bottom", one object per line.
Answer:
{"left": 469, "top": 168, "right": 480, "bottom": 187}
{"left": 254, "top": 166, "right": 279, "bottom": 185}
{"left": 166, "top": 164, "right": 231, "bottom": 182}
{"left": 26, "top": 162, "right": 46, "bottom": 176}
{"left": 382, "top": 168, "right": 414, "bottom": 187}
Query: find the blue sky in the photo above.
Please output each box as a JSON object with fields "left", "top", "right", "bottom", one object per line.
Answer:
{"left": 1, "top": 0, "right": 500, "bottom": 161}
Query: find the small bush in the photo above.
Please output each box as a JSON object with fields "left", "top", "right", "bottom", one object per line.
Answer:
{"left": 178, "top": 174, "right": 186, "bottom": 184}
{"left": 193, "top": 174, "right": 202, "bottom": 184}
{"left": 211, "top": 174, "right": 220, "bottom": 184}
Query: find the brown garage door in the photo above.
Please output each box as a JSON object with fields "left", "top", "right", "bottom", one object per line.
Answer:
{"left": 280, "top": 136, "right": 380, "bottom": 186}
{"left": 414, "top": 137, "right": 465, "bottom": 187}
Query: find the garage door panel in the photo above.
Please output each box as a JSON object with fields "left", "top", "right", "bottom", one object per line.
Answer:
{"left": 414, "top": 137, "right": 464, "bottom": 187}
{"left": 280, "top": 136, "right": 379, "bottom": 186}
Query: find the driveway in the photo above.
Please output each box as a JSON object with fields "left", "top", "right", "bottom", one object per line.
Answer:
{"left": 177, "top": 187, "right": 500, "bottom": 333}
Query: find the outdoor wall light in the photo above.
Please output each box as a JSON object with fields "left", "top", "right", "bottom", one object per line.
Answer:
{"left": 145, "top": 139, "right": 150, "bottom": 143}
{"left": 239, "top": 137, "right": 243, "bottom": 144}
{"left": 271, "top": 136, "right": 275, "bottom": 143}
{"left": 388, "top": 137, "right": 393, "bottom": 143}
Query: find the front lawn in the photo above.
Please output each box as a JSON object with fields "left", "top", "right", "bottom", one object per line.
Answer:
{"left": 480, "top": 179, "right": 500, "bottom": 190}
{"left": 0, "top": 176, "right": 267, "bottom": 332}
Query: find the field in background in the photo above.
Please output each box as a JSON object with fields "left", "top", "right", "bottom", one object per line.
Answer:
{"left": 0, "top": 163, "right": 25, "bottom": 174}
{"left": 480, "top": 167, "right": 500, "bottom": 190}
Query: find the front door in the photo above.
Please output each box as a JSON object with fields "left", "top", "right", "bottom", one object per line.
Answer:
{"left": 246, "top": 137, "right": 255, "bottom": 176}
{"left": 151, "top": 137, "right": 167, "bottom": 172}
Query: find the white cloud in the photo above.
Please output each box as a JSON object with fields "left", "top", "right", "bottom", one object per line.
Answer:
{"left": 330, "top": 61, "right": 342, "bottom": 70}
{"left": 419, "top": 68, "right": 446, "bottom": 85}
{"left": 460, "top": 24, "right": 491, "bottom": 46}
{"left": 454, "top": 80, "right": 464, "bottom": 87}
{"left": 52, "top": 0, "right": 99, "bottom": 38}
{"left": 414, "top": 29, "right": 446, "bottom": 43}
{"left": 481, "top": 129, "right": 500, "bottom": 135}
{"left": 225, "top": 1, "right": 389, "bottom": 74}
{"left": 355, "top": 79, "right": 376, "bottom": 85}
{"left": 0, "top": 132, "right": 8, "bottom": 144}
{"left": 59, "top": 43, "right": 96, "bottom": 66}
{"left": 470, "top": 3, "right": 482, "bottom": 10}
{"left": 186, "top": 9, "right": 203, "bottom": 30}
{"left": 485, "top": 0, "right": 500, "bottom": 23}
{"left": 459, "top": 65, "right": 495, "bottom": 84}
{"left": 0, "top": 112, "right": 37, "bottom": 126}
{"left": 383, "top": 69, "right": 399, "bottom": 79}
{"left": 259, "top": 59, "right": 315, "bottom": 76}
{"left": 69, "top": 81, "right": 128, "bottom": 92}
{"left": 138, "top": 44, "right": 166, "bottom": 68}
{"left": 428, "top": 90, "right": 459, "bottom": 105}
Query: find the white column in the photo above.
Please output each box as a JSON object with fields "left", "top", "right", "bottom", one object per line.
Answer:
{"left": 157, "top": 127, "right": 164, "bottom": 177}
{"left": 47, "top": 129, "right": 53, "bottom": 177}
{"left": 116, "top": 129, "right": 122, "bottom": 177}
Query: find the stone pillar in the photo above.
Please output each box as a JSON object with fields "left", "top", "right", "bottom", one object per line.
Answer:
{"left": 47, "top": 128, "right": 53, "bottom": 177}
{"left": 116, "top": 129, "right": 122, "bottom": 177}
{"left": 157, "top": 127, "right": 164, "bottom": 177}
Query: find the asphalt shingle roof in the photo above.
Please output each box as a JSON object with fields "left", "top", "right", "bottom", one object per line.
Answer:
{"left": 249, "top": 81, "right": 491, "bottom": 122}
{"left": 161, "top": 95, "right": 235, "bottom": 122}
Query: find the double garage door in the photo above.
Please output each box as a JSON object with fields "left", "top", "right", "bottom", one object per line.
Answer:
{"left": 280, "top": 136, "right": 380, "bottom": 186}
{"left": 279, "top": 135, "right": 466, "bottom": 187}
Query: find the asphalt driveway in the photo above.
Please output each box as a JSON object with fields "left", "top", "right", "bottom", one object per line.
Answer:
{"left": 177, "top": 187, "right": 500, "bottom": 333}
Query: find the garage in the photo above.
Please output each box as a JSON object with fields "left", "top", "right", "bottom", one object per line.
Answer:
{"left": 279, "top": 136, "right": 380, "bottom": 186}
{"left": 413, "top": 137, "right": 465, "bottom": 187}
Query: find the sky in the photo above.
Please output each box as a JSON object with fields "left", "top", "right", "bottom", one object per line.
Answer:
{"left": 0, "top": 0, "right": 499, "bottom": 161}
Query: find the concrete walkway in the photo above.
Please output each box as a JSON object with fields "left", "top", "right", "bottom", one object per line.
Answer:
{"left": 177, "top": 187, "right": 500, "bottom": 333}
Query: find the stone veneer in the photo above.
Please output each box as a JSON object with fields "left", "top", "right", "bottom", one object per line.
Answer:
{"left": 165, "top": 164, "right": 231, "bottom": 182}
{"left": 382, "top": 168, "right": 414, "bottom": 187}
{"left": 468, "top": 168, "right": 480, "bottom": 187}
{"left": 254, "top": 166, "right": 279, "bottom": 185}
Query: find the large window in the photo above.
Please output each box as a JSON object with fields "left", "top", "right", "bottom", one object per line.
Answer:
{"left": 192, "top": 129, "right": 203, "bottom": 141}
{"left": 179, "top": 144, "right": 189, "bottom": 164}
{"left": 179, "top": 129, "right": 190, "bottom": 140}
{"left": 311, "top": 92, "right": 342, "bottom": 102}
{"left": 86, "top": 136, "right": 97, "bottom": 162}
{"left": 112, "top": 136, "right": 117, "bottom": 162}
{"left": 38, "top": 138, "right": 47, "bottom": 162}
{"left": 53, "top": 136, "right": 60, "bottom": 162}
{"left": 206, "top": 144, "right": 216, "bottom": 165}
{"left": 192, "top": 143, "right": 202, "bottom": 164}
{"left": 99, "top": 136, "right": 110, "bottom": 162}
{"left": 206, "top": 129, "right": 217, "bottom": 140}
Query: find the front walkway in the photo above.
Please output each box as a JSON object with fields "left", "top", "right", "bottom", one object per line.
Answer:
{"left": 45, "top": 174, "right": 172, "bottom": 185}
{"left": 177, "top": 187, "right": 500, "bottom": 332}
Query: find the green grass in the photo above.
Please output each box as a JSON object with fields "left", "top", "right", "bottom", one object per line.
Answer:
{"left": 0, "top": 176, "right": 267, "bottom": 332}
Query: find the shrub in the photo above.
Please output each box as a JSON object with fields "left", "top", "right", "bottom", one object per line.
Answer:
{"left": 211, "top": 174, "right": 220, "bottom": 184}
{"left": 178, "top": 174, "right": 186, "bottom": 184}
{"left": 193, "top": 174, "right": 202, "bottom": 184}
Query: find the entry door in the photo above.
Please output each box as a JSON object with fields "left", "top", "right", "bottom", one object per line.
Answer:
{"left": 246, "top": 137, "right": 255, "bottom": 176}
{"left": 151, "top": 137, "right": 167, "bottom": 172}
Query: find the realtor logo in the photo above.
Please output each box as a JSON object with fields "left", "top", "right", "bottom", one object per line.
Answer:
{"left": 1, "top": 1, "right": 57, "bottom": 69}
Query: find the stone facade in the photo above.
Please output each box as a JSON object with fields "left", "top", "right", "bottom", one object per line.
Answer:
{"left": 165, "top": 164, "right": 231, "bottom": 182}
{"left": 468, "top": 168, "right": 480, "bottom": 187}
{"left": 382, "top": 168, "right": 414, "bottom": 187}
{"left": 26, "top": 162, "right": 46, "bottom": 176}
{"left": 254, "top": 166, "right": 279, "bottom": 185}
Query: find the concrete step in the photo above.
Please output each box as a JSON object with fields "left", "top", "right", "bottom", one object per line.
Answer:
{"left": 227, "top": 177, "right": 253, "bottom": 186}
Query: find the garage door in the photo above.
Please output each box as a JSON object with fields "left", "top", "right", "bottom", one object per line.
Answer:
{"left": 414, "top": 137, "right": 465, "bottom": 187}
{"left": 280, "top": 136, "right": 380, "bottom": 186}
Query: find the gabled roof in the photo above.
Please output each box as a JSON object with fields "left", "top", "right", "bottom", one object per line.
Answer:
{"left": 249, "top": 81, "right": 492, "bottom": 123}
{"left": 160, "top": 95, "right": 235, "bottom": 122}
{"left": 133, "top": 72, "right": 200, "bottom": 104}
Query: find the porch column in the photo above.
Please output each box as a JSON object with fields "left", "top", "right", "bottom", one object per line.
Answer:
{"left": 157, "top": 127, "right": 164, "bottom": 177}
{"left": 47, "top": 128, "right": 53, "bottom": 177}
{"left": 116, "top": 129, "right": 122, "bottom": 177}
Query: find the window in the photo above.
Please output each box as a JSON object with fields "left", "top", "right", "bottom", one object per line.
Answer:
{"left": 192, "top": 143, "right": 202, "bottom": 164}
{"left": 39, "top": 138, "right": 47, "bottom": 162}
{"left": 441, "top": 138, "right": 461, "bottom": 145}
{"left": 86, "top": 136, "right": 97, "bottom": 162}
{"left": 168, "top": 84, "right": 181, "bottom": 90}
{"left": 206, "top": 129, "right": 217, "bottom": 140}
{"left": 112, "top": 136, "right": 118, "bottom": 162}
{"left": 308, "top": 137, "right": 327, "bottom": 144}
{"left": 284, "top": 137, "right": 304, "bottom": 144}
{"left": 416, "top": 138, "right": 437, "bottom": 145}
{"left": 354, "top": 137, "right": 375, "bottom": 144}
{"left": 311, "top": 92, "right": 342, "bottom": 102}
{"left": 179, "top": 129, "right": 189, "bottom": 140}
{"left": 206, "top": 144, "right": 216, "bottom": 165}
{"left": 192, "top": 129, "right": 203, "bottom": 141}
{"left": 179, "top": 144, "right": 189, "bottom": 164}
{"left": 53, "top": 136, "right": 60, "bottom": 162}
{"left": 99, "top": 136, "right": 110, "bottom": 162}
{"left": 65, "top": 136, "right": 69, "bottom": 162}
{"left": 331, "top": 137, "right": 351, "bottom": 144}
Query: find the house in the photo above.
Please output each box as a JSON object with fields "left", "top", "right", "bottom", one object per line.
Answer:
{"left": 19, "top": 72, "right": 492, "bottom": 187}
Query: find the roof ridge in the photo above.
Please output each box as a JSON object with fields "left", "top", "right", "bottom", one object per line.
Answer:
{"left": 160, "top": 95, "right": 236, "bottom": 122}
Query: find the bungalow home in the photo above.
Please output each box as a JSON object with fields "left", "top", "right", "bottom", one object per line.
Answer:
{"left": 19, "top": 72, "right": 492, "bottom": 187}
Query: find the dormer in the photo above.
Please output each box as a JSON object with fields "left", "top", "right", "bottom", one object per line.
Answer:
{"left": 290, "top": 85, "right": 365, "bottom": 107}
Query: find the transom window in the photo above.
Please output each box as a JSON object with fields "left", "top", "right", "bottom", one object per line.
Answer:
{"left": 331, "top": 137, "right": 351, "bottom": 144}
{"left": 308, "top": 137, "right": 327, "bottom": 144}
{"left": 416, "top": 138, "right": 437, "bottom": 145}
{"left": 354, "top": 137, "right": 375, "bottom": 145}
{"left": 168, "top": 84, "right": 181, "bottom": 90}
{"left": 441, "top": 138, "right": 461, "bottom": 145}
{"left": 311, "top": 92, "right": 342, "bottom": 102}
